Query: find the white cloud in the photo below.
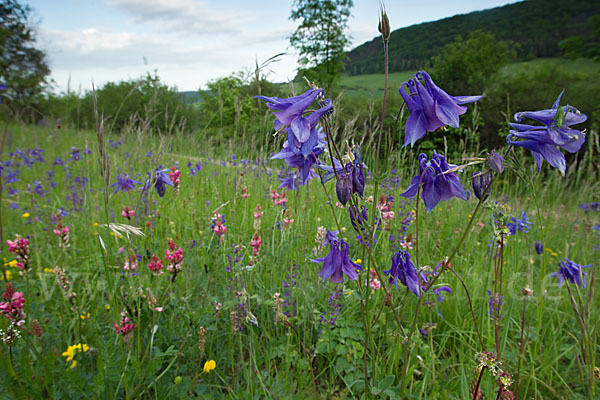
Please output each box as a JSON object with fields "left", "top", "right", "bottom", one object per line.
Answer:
{"left": 107, "top": 0, "right": 250, "bottom": 36}
{"left": 39, "top": 25, "right": 298, "bottom": 92}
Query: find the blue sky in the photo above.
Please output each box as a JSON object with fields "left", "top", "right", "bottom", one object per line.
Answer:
{"left": 27, "top": 0, "right": 520, "bottom": 93}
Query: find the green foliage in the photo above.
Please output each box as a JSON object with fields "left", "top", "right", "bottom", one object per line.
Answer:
{"left": 431, "top": 31, "right": 511, "bottom": 94}
{"left": 42, "top": 72, "right": 193, "bottom": 135}
{"left": 346, "top": 0, "right": 600, "bottom": 75}
{"left": 0, "top": 0, "right": 50, "bottom": 120}
{"left": 559, "top": 13, "right": 600, "bottom": 60}
{"left": 198, "top": 71, "right": 284, "bottom": 144}
{"left": 289, "top": 0, "right": 353, "bottom": 90}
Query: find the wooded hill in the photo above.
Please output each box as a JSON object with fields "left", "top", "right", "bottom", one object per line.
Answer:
{"left": 345, "top": 0, "right": 600, "bottom": 75}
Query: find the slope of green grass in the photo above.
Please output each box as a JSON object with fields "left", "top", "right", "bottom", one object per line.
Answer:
{"left": 336, "top": 57, "right": 600, "bottom": 98}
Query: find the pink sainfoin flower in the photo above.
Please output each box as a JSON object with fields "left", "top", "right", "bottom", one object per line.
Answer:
{"left": 250, "top": 233, "right": 262, "bottom": 255}
{"left": 368, "top": 269, "right": 381, "bottom": 290}
{"left": 114, "top": 312, "right": 135, "bottom": 336}
{"left": 53, "top": 214, "right": 70, "bottom": 248}
{"left": 270, "top": 190, "right": 288, "bottom": 206}
{"left": 6, "top": 235, "right": 30, "bottom": 274}
{"left": 0, "top": 284, "right": 26, "bottom": 326}
{"left": 240, "top": 185, "right": 250, "bottom": 199}
{"left": 283, "top": 210, "right": 294, "bottom": 230}
{"left": 169, "top": 167, "right": 181, "bottom": 196}
{"left": 123, "top": 254, "right": 137, "bottom": 271}
{"left": 211, "top": 212, "right": 227, "bottom": 242}
{"left": 121, "top": 206, "right": 135, "bottom": 220}
{"left": 378, "top": 195, "right": 395, "bottom": 230}
{"left": 165, "top": 239, "right": 183, "bottom": 280}
{"left": 148, "top": 255, "right": 164, "bottom": 274}
{"left": 253, "top": 204, "right": 263, "bottom": 230}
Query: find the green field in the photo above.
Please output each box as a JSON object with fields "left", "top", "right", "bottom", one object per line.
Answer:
{"left": 0, "top": 114, "right": 598, "bottom": 399}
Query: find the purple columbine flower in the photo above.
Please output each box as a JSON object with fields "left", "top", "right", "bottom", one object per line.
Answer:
{"left": 553, "top": 258, "right": 592, "bottom": 288}
{"left": 142, "top": 168, "right": 173, "bottom": 197}
{"left": 535, "top": 240, "right": 543, "bottom": 255}
{"left": 507, "top": 211, "right": 531, "bottom": 235}
{"left": 256, "top": 89, "right": 330, "bottom": 138}
{"left": 399, "top": 71, "right": 483, "bottom": 147}
{"left": 278, "top": 172, "right": 298, "bottom": 191}
{"left": 507, "top": 91, "right": 587, "bottom": 175}
{"left": 111, "top": 174, "right": 141, "bottom": 195}
{"left": 312, "top": 230, "right": 362, "bottom": 283}
{"left": 384, "top": 250, "right": 420, "bottom": 297}
{"left": 258, "top": 90, "right": 333, "bottom": 185}
{"left": 0, "top": 83, "right": 6, "bottom": 103}
{"left": 400, "top": 151, "right": 467, "bottom": 212}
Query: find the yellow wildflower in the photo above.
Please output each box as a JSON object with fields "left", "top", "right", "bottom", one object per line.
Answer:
{"left": 80, "top": 313, "right": 91, "bottom": 320}
{"left": 93, "top": 222, "right": 99, "bottom": 227}
{"left": 203, "top": 360, "right": 216, "bottom": 373}
{"left": 1, "top": 270, "right": 13, "bottom": 281}
{"left": 22, "top": 212, "right": 30, "bottom": 218}
{"left": 355, "top": 259, "right": 362, "bottom": 264}
{"left": 61, "top": 343, "right": 89, "bottom": 363}
{"left": 43, "top": 268, "right": 53, "bottom": 273}
{"left": 5, "top": 260, "right": 18, "bottom": 268}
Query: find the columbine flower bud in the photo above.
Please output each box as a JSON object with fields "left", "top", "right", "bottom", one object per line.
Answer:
{"left": 336, "top": 173, "right": 352, "bottom": 206}
{"left": 352, "top": 163, "right": 365, "bottom": 197}
{"left": 472, "top": 171, "right": 491, "bottom": 201}
{"left": 378, "top": 9, "right": 391, "bottom": 41}
{"left": 534, "top": 240, "right": 543, "bottom": 255}
{"left": 487, "top": 150, "right": 504, "bottom": 174}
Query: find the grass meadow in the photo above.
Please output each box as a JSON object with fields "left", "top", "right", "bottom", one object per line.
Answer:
{"left": 0, "top": 95, "right": 599, "bottom": 400}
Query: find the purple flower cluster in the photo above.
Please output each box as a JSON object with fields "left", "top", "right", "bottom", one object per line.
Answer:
{"left": 400, "top": 151, "right": 467, "bottom": 212}
{"left": 256, "top": 89, "right": 332, "bottom": 184}
{"left": 507, "top": 91, "right": 587, "bottom": 175}
{"left": 312, "top": 230, "right": 362, "bottom": 283}
{"left": 399, "top": 71, "right": 482, "bottom": 147}
{"left": 553, "top": 258, "right": 592, "bottom": 288}
{"left": 507, "top": 211, "right": 532, "bottom": 235}
{"left": 320, "top": 285, "right": 343, "bottom": 326}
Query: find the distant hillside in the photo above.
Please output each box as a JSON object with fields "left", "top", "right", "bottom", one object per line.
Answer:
{"left": 346, "top": 0, "right": 600, "bottom": 75}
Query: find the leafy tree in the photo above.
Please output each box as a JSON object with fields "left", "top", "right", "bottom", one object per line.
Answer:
{"left": 199, "top": 70, "right": 283, "bottom": 139}
{"left": 0, "top": 0, "right": 50, "bottom": 119}
{"left": 44, "top": 72, "right": 194, "bottom": 133}
{"left": 289, "top": 0, "right": 353, "bottom": 90}
{"left": 430, "top": 30, "right": 512, "bottom": 95}
{"left": 559, "top": 14, "right": 600, "bottom": 60}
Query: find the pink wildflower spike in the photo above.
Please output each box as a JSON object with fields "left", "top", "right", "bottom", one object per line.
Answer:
{"left": 148, "top": 255, "right": 164, "bottom": 274}
{"left": 240, "top": 185, "right": 250, "bottom": 199}
{"left": 6, "top": 235, "right": 30, "bottom": 273}
{"left": 169, "top": 167, "right": 181, "bottom": 196}
{"left": 250, "top": 233, "right": 262, "bottom": 255}
{"left": 121, "top": 206, "right": 135, "bottom": 219}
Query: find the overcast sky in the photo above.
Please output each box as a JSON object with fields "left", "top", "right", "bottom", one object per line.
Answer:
{"left": 26, "top": 0, "right": 520, "bottom": 93}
